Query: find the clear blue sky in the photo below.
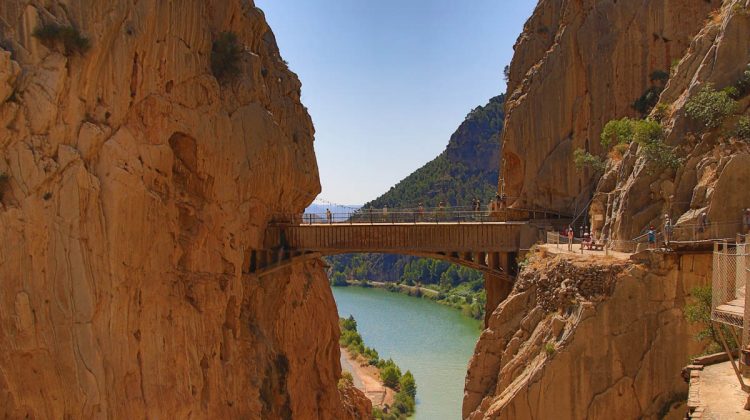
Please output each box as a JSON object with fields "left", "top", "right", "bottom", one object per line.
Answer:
{"left": 257, "top": 0, "right": 537, "bottom": 205}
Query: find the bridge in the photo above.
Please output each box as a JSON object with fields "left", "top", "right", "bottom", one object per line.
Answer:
{"left": 245, "top": 208, "right": 571, "bottom": 323}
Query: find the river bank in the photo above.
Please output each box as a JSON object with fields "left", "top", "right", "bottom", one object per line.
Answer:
{"left": 333, "top": 286, "right": 480, "bottom": 419}
{"left": 342, "top": 280, "right": 485, "bottom": 321}
{"left": 340, "top": 347, "right": 395, "bottom": 409}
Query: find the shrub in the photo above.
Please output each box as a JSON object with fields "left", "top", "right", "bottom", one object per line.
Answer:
{"left": 544, "top": 342, "right": 555, "bottom": 356}
{"left": 600, "top": 118, "right": 635, "bottom": 148}
{"left": 33, "top": 23, "right": 90, "bottom": 55}
{"left": 612, "top": 143, "right": 630, "bottom": 158}
{"left": 573, "top": 149, "right": 605, "bottom": 173}
{"left": 337, "top": 372, "right": 353, "bottom": 390}
{"left": 735, "top": 64, "right": 750, "bottom": 97}
{"left": 733, "top": 116, "right": 750, "bottom": 141}
{"left": 685, "top": 84, "right": 738, "bottom": 129}
{"left": 392, "top": 390, "right": 416, "bottom": 414}
{"left": 330, "top": 272, "right": 348, "bottom": 287}
{"left": 631, "top": 118, "right": 664, "bottom": 145}
{"left": 211, "top": 32, "right": 242, "bottom": 82}
{"left": 685, "top": 286, "right": 738, "bottom": 354}
{"left": 652, "top": 102, "right": 671, "bottom": 122}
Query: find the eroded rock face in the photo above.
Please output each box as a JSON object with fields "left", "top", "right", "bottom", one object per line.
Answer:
{"left": 463, "top": 251, "right": 709, "bottom": 419}
{"left": 501, "top": 0, "right": 718, "bottom": 213}
{"left": 0, "top": 1, "right": 368, "bottom": 418}
{"left": 597, "top": 0, "right": 750, "bottom": 241}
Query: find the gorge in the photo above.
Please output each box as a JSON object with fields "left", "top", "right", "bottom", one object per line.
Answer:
{"left": 2, "top": 0, "right": 750, "bottom": 419}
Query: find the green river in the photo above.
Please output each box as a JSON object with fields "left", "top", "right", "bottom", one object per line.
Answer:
{"left": 333, "top": 286, "right": 481, "bottom": 420}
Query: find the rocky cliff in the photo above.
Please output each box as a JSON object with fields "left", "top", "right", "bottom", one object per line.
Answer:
{"left": 464, "top": 249, "right": 709, "bottom": 419}
{"left": 501, "top": 0, "right": 718, "bottom": 214}
{"left": 594, "top": 0, "right": 750, "bottom": 241}
{"left": 0, "top": 1, "right": 368, "bottom": 418}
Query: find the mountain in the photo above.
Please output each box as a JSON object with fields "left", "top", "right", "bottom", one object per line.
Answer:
{"left": 327, "top": 94, "right": 506, "bottom": 286}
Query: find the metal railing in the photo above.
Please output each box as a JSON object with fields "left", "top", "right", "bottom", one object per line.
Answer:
{"left": 270, "top": 205, "right": 573, "bottom": 227}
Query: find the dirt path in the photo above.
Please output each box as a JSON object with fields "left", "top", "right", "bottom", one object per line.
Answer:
{"left": 340, "top": 347, "right": 394, "bottom": 408}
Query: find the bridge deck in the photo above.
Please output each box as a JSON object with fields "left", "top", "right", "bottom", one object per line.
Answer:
{"left": 265, "top": 222, "right": 526, "bottom": 254}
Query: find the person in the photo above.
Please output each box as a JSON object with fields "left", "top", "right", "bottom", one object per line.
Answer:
{"left": 698, "top": 212, "right": 708, "bottom": 234}
{"left": 581, "top": 230, "right": 591, "bottom": 251}
{"left": 663, "top": 215, "right": 673, "bottom": 247}
{"left": 743, "top": 208, "right": 750, "bottom": 235}
{"left": 437, "top": 201, "right": 445, "bottom": 221}
{"left": 417, "top": 202, "right": 425, "bottom": 222}
{"left": 326, "top": 208, "right": 332, "bottom": 224}
{"left": 647, "top": 226, "right": 656, "bottom": 249}
{"left": 474, "top": 197, "right": 481, "bottom": 212}
{"left": 567, "top": 225, "right": 574, "bottom": 251}
{"left": 383, "top": 205, "right": 388, "bottom": 222}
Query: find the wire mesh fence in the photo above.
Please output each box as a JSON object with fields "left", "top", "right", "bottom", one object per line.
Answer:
{"left": 712, "top": 242, "right": 748, "bottom": 345}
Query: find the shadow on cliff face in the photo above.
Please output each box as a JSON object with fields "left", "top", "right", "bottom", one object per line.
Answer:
{"left": 260, "top": 354, "right": 292, "bottom": 420}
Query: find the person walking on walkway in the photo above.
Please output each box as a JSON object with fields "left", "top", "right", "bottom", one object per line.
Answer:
{"left": 437, "top": 201, "right": 445, "bottom": 222}
{"left": 698, "top": 212, "right": 708, "bottom": 234}
{"left": 647, "top": 226, "right": 656, "bottom": 249}
{"left": 326, "top": 208, "right": 332, "bottom": 224}
{"left": 663, "top": 215, "right": 673, "bottom": 247}
{"left": 417, "top": 202, "right": 424, "bottom": 222}
{"left": 567, "top": 225, "right": 574, "bottom": 251}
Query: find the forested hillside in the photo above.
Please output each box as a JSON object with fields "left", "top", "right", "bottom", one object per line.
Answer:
{"left": 327, "top": 95, "right": 506, "bottom": 319}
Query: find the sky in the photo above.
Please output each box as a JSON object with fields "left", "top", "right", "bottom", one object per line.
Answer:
{"left": 257, "top": 0, "right": 538, "bottom": 205}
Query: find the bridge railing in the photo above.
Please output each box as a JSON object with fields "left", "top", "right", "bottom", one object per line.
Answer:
{"left": 270, "top": 205, "right": 573, "bottom": 227}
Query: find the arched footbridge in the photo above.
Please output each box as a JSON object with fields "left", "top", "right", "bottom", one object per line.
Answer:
{"left": 244, "top": 209, "right": 571, "bottom": 323}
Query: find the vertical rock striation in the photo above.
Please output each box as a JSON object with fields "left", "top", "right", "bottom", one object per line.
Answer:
{"left": 0, "top": 1, "right": 368, "bottom": 418}
{"left": 500, "top": 0, "right": 717, "bottom": 213}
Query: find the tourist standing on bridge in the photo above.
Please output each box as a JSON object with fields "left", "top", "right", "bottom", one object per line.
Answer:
{"left": 417, "top": 202, "right": 424, "bottom": 222}
{"left": 567, "top": 225, "right": 574, "bottom": 251}
{"left": 647, "top": 226, "right": 656, "bottom": 249}
{"left": 437, "top": 201, "right": 445, "bottom": 222}
{"left": 663, "top": 215, "right": 673, "bottom": 247}
{"left": 326, "top": 208, "right": 332, "bottom": 224}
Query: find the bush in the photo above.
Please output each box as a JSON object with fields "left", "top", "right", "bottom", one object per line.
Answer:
{"left": 685, "top": 286, "right": 738, "bottom": 354}
{"left": 330, "top": 272, "right": 348, "bottom": 287}
{"left": 685, "top": 84, "right": 738, "bottom": 129}
{"left": 600, "top": 118, "right": 634, "bottom": 148}
{"left": 612, "top": 143, "right": 630, "bottom": 158}
{"left": 392, "top": 390, "right": 416, "bottom": 415}
{"left": 337, "top": 371, "right": 353, "bottom": 390}
{"left": 573, "top": 149, "right": 605, "bottom": 173}
{"left": 734, "top": 116, "right": 750, "bottom": 140}
{"left": 735, "top": 65, "right": 750, "bottom": 97}
{"left": 544, "top": 342, "right": 556, "bottom": 356}
{"left": 652, "top": 102, "right": 671, "bottom": 122}
{"left": 33, "top": 23, "right": 90, "bottom": 55}
{"left": 380, "top": 363, "right": 401, "bottom": 389}
{"left": 211, "top": 32, "right": 242, "bottom": 82}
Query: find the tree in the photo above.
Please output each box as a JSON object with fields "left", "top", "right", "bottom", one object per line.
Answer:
{"left": 399, "top": 371, "right": 417, "bottom": 399}
{"left": 685, "top": 84, "right": 738, "bottom": 129}
{"left": 573, "top": 149, "right": 605, "bottom": 173}
{"left": 503, "top": 65, "right": 510, "bottom": 82}
{"left": 330, "top": 272, "right": 348, "bottom": 287}
{"left": 685, "top": 286, "right": 737, "bottom": 353}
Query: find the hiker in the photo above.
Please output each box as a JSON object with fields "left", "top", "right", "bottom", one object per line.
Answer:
{"left": 383, "top": 205, "right": 388, "bottom": 222}
{"left": 581, "top": 230, "right": 591, "bottom": 251}
{"left": 647, "top": 226, "right": 656, "bottom": 249}
{"left": 437, "top": 201, "right": 445, "bottom": 221}
{"left": 663, "top": 215, "right": 673, "bottom": 247}
{"left": 743, "top": 208, "right": 750, "bottom": 235}
{"left": 474, "top": 197, "right": 481, "bottom": 212}
{"left": 326, "top": 208, "right": 332, "bottom": 224}
{"left": 698, "top": 212, "right": 708, "bottom": 234}
{"left": 567, "top": 225, "right": 574, "bottom": 251}
{"left": 417, "top": 202, "right": 425, "bottom": 222}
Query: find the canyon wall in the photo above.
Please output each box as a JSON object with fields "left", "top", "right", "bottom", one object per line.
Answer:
{"left": 464, "top": 250, "right": 709, "bottom": 419}
{"left": 0, "top": 1, "right": 368, "bottom": 418}
{"left": 595, "top": 0, "right": 750, "bottom": 241}
{"left": 501, "top": 0, "right": 718, "bottom": 214}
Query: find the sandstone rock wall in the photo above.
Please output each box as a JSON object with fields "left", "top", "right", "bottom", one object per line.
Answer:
{"left": 595, "top": 0, "right": 750, "bottom": 241}
{"left": 463, "top": 250, "right": 710, "bottom": 419}
{"left": 0, "top": 1, "right": 368, "bottom": 418}
{"left": 501, "top": 0, "right": 718, "bottom": 214}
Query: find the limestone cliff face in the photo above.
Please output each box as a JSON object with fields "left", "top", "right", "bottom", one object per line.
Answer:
{"left": 501, "top": 0, "right": 718, "bottom": 213}
{"left": 0, "top": 1, "right": 368, "bottom": 419}
{"left": 595, "top": 0, "right": 750, "bottom": 241}
{"left": 463, "top": 250, "right": 709, "bottom": 419}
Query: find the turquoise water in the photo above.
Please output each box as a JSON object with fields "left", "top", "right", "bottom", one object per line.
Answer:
{"left": 333, "top": 286, "right": 481, "bottom": 420}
